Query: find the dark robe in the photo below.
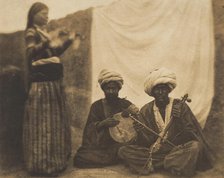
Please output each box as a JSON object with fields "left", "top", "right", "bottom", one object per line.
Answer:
{"left": 118, "top": 99, "right": 214, "bottom": 176}
{"left": 74, "top": 97, "right": 132, "bottom": 168}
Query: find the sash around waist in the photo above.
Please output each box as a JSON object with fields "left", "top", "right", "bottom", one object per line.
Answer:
{"left": 32, "top": 56, "right": 61, "bottom": 66}
{"left": 31, "top": 63, "right": 63, "bottom": 82}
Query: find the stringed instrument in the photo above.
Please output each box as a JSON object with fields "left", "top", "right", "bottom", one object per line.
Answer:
{"left": 109, "top": 94, "right": 191, "bottom": 146}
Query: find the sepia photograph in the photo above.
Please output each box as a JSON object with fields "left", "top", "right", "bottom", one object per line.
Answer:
{"left": 0, "top": 0, "right": 223, "bottom": 177}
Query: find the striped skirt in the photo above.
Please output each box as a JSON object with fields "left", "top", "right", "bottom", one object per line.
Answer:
{"left": 23, "top": 80, "right": 71, "bottom": 175}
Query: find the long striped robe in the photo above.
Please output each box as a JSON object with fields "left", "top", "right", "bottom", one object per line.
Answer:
{"left": 23, "top": 80, "right": 71, "bottom": 175}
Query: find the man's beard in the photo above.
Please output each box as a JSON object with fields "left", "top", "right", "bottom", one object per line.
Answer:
{"left": 155, "top": 96, "right": 169, "bottom": 108}
{"left": 105, "top": 94, "right": 119, "bottom": 103}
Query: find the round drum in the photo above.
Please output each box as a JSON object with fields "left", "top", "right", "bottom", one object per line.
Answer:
{"left": 109, "top": 112, "right": 137, "bottom": 143}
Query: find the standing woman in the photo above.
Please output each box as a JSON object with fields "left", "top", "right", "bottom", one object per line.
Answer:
{"left": 23, "top": 2, "right": 73, "bottom": 176}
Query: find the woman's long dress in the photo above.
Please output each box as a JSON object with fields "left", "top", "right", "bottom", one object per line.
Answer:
{"left": 23, "top": 27, "right": 72, "bottom": 175}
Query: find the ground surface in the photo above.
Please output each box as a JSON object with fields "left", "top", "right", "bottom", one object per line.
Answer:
{"left": 0, "top": 128, "right": 224, "bottom": 178}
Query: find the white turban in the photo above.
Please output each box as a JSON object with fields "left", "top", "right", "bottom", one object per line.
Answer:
{"left": 144, "top": 67, "right": 177, "bottom": 96}
{"left": 98, "top": 69, "right": 123, "bottom": 89}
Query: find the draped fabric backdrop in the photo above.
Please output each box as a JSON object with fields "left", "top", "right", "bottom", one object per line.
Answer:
{"left": 91, "top": 0, "right": 214, "bottom": 127}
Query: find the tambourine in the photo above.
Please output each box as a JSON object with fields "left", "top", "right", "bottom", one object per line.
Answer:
{"left": 109, "top": 112, "right": 137, "bottom": 143}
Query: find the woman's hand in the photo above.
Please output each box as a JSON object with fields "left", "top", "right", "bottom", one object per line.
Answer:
{"left": 42, "top": 36, "right": 50, "bottom": 48}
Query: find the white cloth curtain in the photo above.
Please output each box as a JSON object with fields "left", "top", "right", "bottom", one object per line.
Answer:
{"left": 91, "top": 0, "right": 214, "bottom": 127}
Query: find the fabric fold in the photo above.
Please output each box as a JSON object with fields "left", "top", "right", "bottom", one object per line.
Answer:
{"left": 91, "top": 0, "right": 214, "bottom": 127}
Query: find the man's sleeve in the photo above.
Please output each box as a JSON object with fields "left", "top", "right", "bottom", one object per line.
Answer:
{"left": 172, "top": 103, "right": 199, "bottom": 145}
{"left": 82, "top": 102, "right": 105, "bottom": 146}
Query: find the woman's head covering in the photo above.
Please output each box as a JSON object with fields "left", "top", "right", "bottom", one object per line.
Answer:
{"left": 98, "top": 69, "right": 123, "bottom": 89}
{"left": 144, "top": 67, "right": 177, "bottom": 96}
{"left": 26, "top": 2, "right": 48, "bottom": 29}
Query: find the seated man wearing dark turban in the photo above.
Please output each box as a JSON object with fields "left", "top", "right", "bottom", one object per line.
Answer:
{"left": 74, "top": 69, "right": 133, "bottom": 168}
{"left": 118, "top": 67, "right": 214, "bottom": 176}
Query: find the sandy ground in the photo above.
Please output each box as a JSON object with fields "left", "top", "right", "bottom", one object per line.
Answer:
{"left": 1, "top": 162, "right": 224, "bottom": 178}
{"left": 0, "top": 128, "right": 223, "bottom": 178}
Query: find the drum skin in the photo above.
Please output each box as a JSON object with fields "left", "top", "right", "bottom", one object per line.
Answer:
{"left": 109, "top": 112, "right": 137, "bottom": 143}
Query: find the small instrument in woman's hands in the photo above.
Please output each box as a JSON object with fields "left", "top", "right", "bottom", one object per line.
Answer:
{"left": 48, "top": 28, "right": 82, "bottom": 50}
{"left": 58, "top": 29, "right": 72, "bottom": 42}
{"left": 48, "top": 29, "right": 71, "bottom": 47}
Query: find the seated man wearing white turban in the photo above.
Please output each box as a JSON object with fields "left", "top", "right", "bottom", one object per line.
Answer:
{"left": 118, "top": 67, "right": 213, "bottom": 176}
{"left": 74, "top": 69, "right": 133, "bottom": 168}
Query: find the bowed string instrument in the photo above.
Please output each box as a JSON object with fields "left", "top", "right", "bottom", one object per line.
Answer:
{"left": 127, "top": 94, "right": 191, "bottom": 176}
{"left": 126, "top": 94, "right": 191, "bottom": 148}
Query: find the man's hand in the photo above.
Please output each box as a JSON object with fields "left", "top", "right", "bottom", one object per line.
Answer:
{"left": 172, "top": 103, "right": 182, "bottom": 118}
{"left": 122, "top": 104, "right": 139, "bottom": 117}
{"left": 133, "top": 121, "right": 145, "bottom": 133}
{"left": 128, "top": 104, "right": 139, "bottom": 115}
{"left": 97, "top": 117, "right": 120, "bottom": 129}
